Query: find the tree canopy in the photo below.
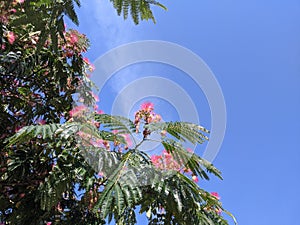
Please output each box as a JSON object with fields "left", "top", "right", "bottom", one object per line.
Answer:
{"left": 0, "top": 0, "right": 236, "bottom": 224}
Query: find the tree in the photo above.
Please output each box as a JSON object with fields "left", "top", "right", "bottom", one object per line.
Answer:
{"left": 0, "top": 0, "right": 236, "bottom": 224}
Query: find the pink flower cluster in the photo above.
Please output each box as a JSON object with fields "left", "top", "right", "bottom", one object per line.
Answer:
{"left": 69, "top": 105, "right": 87, "bottom": 118}
{"left": 6, "top": 31, "right": 16, "bottom": 44}
{"left": 134, "top": 102, "right": 162, "bottom": 137}
{"left": 141, "top": 102, "right": 154, "bottom": 112}
{"left": 151, "top": 150, "right": 181, "bottom": 171}
{"left": 211, "top": 192, "right": 220, "bottom": 200}
{"left": 151, "top": 149, "right": 200, "bottom": 183}
{"left": 62, "top": 29, "right": 88, "bottom": 58}
{"left": 13, "top": 0, "right": 25, "bottom": 4}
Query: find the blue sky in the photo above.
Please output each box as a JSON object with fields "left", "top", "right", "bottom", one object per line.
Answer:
{"left": 69, "top": 0, "right": 300, "bottom": 224}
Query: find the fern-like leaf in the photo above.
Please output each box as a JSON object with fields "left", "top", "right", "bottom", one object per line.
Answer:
{"left": 5, "top": 124, "right": 61, "bottom": 146}
{"left": 79, "top": 146, "right": 120, "bottom": 177}
{"left": 146, "top": 121, "right": 210, "bottom": 144}
{"left": 109, "top": 0, "right": 167, "bottom": 24}
{"left": 93, "top": 151, "right": 142, "bottom": 219}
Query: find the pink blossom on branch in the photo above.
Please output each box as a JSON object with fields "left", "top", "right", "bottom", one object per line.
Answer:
{"left": 69, "top": 105, "right": 87, "bottom": 117}
{"left": 96, "top": 109, "right": 104, "bottom": 114}
{"left": 69, "top": 33, "right": 78, "bottom": 44}
{"left": 211, "top": 192, "right": 221, "bottom": 200}
{"left": 13, "top": 0, "right": 25, "bottom": 5}
{"left": 151, "top": 150, "right": 181, "bottom": 171}
{"left": 10, "top": 9, "right": 17, "bottom": 13}
{"left": 134, "top": 102, "right": 162, "bottom": 136}
{"left": 192, "top": 175, "right": 199, "bottom": 183}
{"left": 6, "top": 31, "right": 16, "bottom": 44}
{"left": 83, "top": 57, "right": 90, "bottom": 64}
{"left": 141, "top": 102, "right": 154, "bottom": 112}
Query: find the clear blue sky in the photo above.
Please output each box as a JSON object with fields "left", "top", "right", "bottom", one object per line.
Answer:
{"left": 68, "top": 0, "right": 300, "bottom": 224}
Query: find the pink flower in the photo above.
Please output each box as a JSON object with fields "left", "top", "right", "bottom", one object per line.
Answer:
{"left": 69, "top": 33, "right": 78, "bottom": 44}
{"left": 192, "top": 175, "right": 199, "bottom": 183}
{"left": 211, "top": 192, "right": 220, "bottom": 200}
{"left": 10, "top": 9, "right": 17, "bottom": 13}
{"left": 141, "top": 102, "right": 154, "bottom": 112}
{"left": 46, "top": 222, "right": 52, "bottom": 225}
{"left": 69, "top": 105, "right": 87, "bottom": 117}
{"left": 151, "top": 150, "right": 181, "bottom": 171}
{"left": 14, "top": 0, "right": 25, "bottom": 4}
{"left": 151, "top": 155, "right": 162, "bottom": 167}
{"left": 96, "top": 109, "right": 104, "bottom": 114}
{"left": 7, "top": 31, "right": 16, "bottom": 44}
{"left": 83, "top": 57, "right": 90, "bottom": 64}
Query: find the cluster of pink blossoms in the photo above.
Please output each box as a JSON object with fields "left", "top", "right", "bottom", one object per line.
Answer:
{"left": 69, "top": 105, "right": 88, "bottom": 118}
{"left": 137, "top": 103, "right": 201, "bottom": 183}
{"left": 6, "top": 31, "right": 16, "bottom": 45}
{"left": 150, "top": 149, "right": 201, "bottom": 183}
{"left": 13, "top": 0, "right": 25, "bottom": 4}
{"left": 62, "top": 29, "right": 89, "bottom": 58}
{"left": 151, "top": 150, "right": 181, "bottom": 171}
{"left": 134, "top": 102, "right": 162, "bottom": 137}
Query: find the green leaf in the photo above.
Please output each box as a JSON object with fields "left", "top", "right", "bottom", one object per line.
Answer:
{"left": 109, "top": 0, "right": 167, "bottom": 24}
{"left": 93, "top": 151, "right": 142, "bottom": 219}
{"left": 146, "top": 121, "right": 209, "bottom": 144}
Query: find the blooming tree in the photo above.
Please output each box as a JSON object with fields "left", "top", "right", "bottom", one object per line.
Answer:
{"left": 0, "top": 0, "right": 236, "bottom": 224}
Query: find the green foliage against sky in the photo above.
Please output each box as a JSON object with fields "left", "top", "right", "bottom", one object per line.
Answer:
{"left": 0, "top": 1, "right": 236, "bottom": 224}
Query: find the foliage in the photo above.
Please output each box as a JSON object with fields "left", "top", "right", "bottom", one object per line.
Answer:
{"left": 109, "top": 0, "right": 167, "bottom": 24}
{"left": 0, "top": 0, "right": 236, "bottom": 224}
